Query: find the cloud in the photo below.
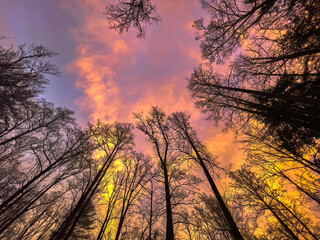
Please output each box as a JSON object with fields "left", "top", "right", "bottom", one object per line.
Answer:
{"left": 62, "top": 0, "right": 244, "bottom": 167}
{"left": 72, "top": 54, "right": 120, "bottom": 121}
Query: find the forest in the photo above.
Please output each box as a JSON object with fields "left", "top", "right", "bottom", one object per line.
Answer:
{"left": 0, "top": 0, "right": 319, "bottom": 239}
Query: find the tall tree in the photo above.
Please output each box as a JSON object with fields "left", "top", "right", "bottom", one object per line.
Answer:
{"left": 135, "top": 107, "right": 200, "bottom": 240}
{"left": 169, "top": 112, "right": 243, "bottom": 240}
{"left": 230, "top": 165, "right": 319, "bottom": 240}
{"left": 0, "top": 43, "right": 96, "bottom": 239}
{"left": 134, "top": 107, "right": 176, "bottom": 240}
{"left": 194, "top": 0, "right": 320, "bottom": 64}
{"left": 50, "top": 122, "right": 134, "bottom": 240}
{"left": 95, "top": 170, "right": 126, "bottom": 240}
{"left": 113, "top": 153, "right": 151, "bottom": 240}
{"left": 70, "top": 200, "right": 97, "bottom": 240}
{"left": 189, "top": 0, "right": 320, "bottom": 154}
{"left": 124, "top": 169, "right": 164, "bottom": 240}
{"left": 188, "top": 65, "right": 320, "bottom": 154}
{"left": 0, "top": 44, "right": 59, "bottom": 112}
{"left": 241, "top": 122, "right": 320, "bottom": 205}
{"left": 0, "top": 119, "right": 94, "bottom": 237}
{"left": 182, "top": 192, "right": 257, "bottom": 240}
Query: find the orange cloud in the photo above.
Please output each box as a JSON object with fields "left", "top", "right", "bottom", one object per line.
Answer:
{"left": 205, "top": 130, "right": 244, "bottom": 169}
{"left": 69, "top": 52, "right": 121, "bottom": 122}
{"left": 62, "top": 0, "right": 245, "bottom": 167}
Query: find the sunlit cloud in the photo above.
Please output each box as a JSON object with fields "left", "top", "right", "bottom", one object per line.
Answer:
{"left": 62, "top": 0, "right": 244, "bottom": 166}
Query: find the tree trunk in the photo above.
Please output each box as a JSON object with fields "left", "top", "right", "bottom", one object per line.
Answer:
{"left": 265, "top": 204, "right": 299, "bottom": 240}
{"left": 187, "top": 137, "right": 243, "bottom": 240}
{"left": 148, "top": 186, "right": 153, "bottom": 240}
{"left": 163, "top": 163, "right": 174, "bottom": 240}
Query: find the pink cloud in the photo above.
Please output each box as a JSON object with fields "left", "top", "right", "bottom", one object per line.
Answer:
{"left": 62, "top": 0, "right": 244, "bottom": 167}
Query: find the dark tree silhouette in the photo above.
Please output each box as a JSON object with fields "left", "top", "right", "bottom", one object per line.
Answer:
{"left": 135, "top": 107, "right": 201, "bottom": 240}
{"left": 0, "top": 43, "right": 96, "bottom": 239}
{"left": 182, "top": 192, "right": 257, "bottom": 240}
{"left": 95, "top": 170, "right": 126, "bottom": 240}
{"left": 0, "top": 116, "right": 94, "bottom": 237}
{"left": 70, "top": 200, "right": 97, "bottom": 240}
{"left": 230, "top": 165, "right": 319, "bottom": 240}
{"left": 189, "top": 0, "right": 320, "bottom": 155}
{"left": 0, "top": 44, "right": 59, "bottom": 119}
{"left": 240, "top": 122, "right": 320, "bottom": 205}
{"left": 124, "top": 169, "right": 164, "bottom": 240}
{"left": 194, "top": 0, "right": 320, "bottom": 64}
{"left": 169, "top": 112, "right": 243, "bottom": 240}
{"left": 134, "top": 107, "right": 176, "bottom": 240}
{"left": 140, "top": 172, "right": 162, "bottom": 240}
{"left": 50, "top": 122, "right": 134, "bottom": 240}
{"left": 113, "top": 153, "right": 151, "bottom": 240}
{"left": 188, "top": 64, "right": 320, "bottom": 155}
{"left": 104, "top": 0, "right": 160, "bottom": 38}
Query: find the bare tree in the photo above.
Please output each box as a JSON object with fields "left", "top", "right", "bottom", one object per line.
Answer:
{"left": 169, "top": 112, "right": 243, "bottom": 240}
{"left": 0, "top": 108, "right": 94, "bottom": 238}
{"left": 122, "top": 169, "right": 164, "bottom": 240}
{"left": 240, "top": 122, "right": 320, "bottom": 205}
{"left": 189, "top": 0, "right": 320, "bottom": 156}
{"left": 134, "top": 107, "right": 176, "bottom": 240}
{"left": 188, "top": 64, "right": 320, "bottom": 154}
{"left": 104, "top": 0, "right": 160, "bottom": 38}
{"left": 0, "top": 42, "right": 99, "bottom": 239}
{"left": 134, "top": 107, "right": 201, "bottom": 240}
{"left": 180, "top": 192, "right": 257, "bottom": 240}
{"left": 230, "top": 165, "right": 319, "bottom": 240}
{"left": 112, "top": 153, "right": 151, "bottom": 240}
{"left": 95, "top": 170, "right": 125, "bottom": 240}
{"left": 0, "top": 44, "right": 60, "bottom": 148}
{"left": 194, "top": 0, "right": 320, "bottom": 64}
{"left": 69, "top": 200, "right": 97, "bottom": 240}
{"left": 0, "top": 44, "right": 59, "bottom": 113}
{"left": 50, "top": 122, "right": 134, "bottom": 240}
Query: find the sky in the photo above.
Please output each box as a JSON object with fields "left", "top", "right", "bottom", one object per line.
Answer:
{"left": 0, "top": 0, "right": 243, "bottom": 168}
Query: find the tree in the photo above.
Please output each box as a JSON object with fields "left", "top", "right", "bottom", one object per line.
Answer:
{"left": 95, "top": 170, "right": 125, "bottom": 240}
{"left": 0, "top": 42, "right": 96, "bottom": 239}
{"left": 50, "top": 122, "right": 134, "bottom": 240}
{"left": 134, "top": 107, "right": 176, "bottom": 240}
{"left": 104, "top": 0, "right": 160, "bottom": 38}
{"left": 0, "top": 119, "right": 94, "bottom": 237}
{"left": 188, "top": 0, "right": 320, "bottom": 154}
{"left": 241, "top": 122, "right": 320, "bottom": 205}
{"left": 94, "top": 154, "right": 151, "bottom": 240}
{"left": 125, "top": 169, "right": 164, "bottom": 240}
{"left": 112, "top": 153, "right": 151, "bottom": 240}
{"left": 169, "top": 111, "right": 243, "bottom": 240}
{"left": 194, "top": 0, "right": 320, "bottom": 63}
{"left": 0, "top": 44, "right": 59, "bottom": 124}
{"left": 134, "top": 107, "right": 201, "bottom": 240}
{"left": 181, "top": 192, "right": 257, "bottom": 240}
{"left": 70, "top": 200, "right": 96, "bottom": 240}
{"left": 188, "top": 64, "right": 320, "bottom": 154}
{"left": 230, "top": 165, "right": 319, "bottom": 240}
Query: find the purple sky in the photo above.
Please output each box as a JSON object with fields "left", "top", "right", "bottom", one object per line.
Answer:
{"left": 0, "top": 0, "right": 243, "bottom": 167}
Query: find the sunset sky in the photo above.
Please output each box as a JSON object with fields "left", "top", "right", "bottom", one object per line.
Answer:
{"left": 0, "top": 0, "right": 243, "bottom": 167}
